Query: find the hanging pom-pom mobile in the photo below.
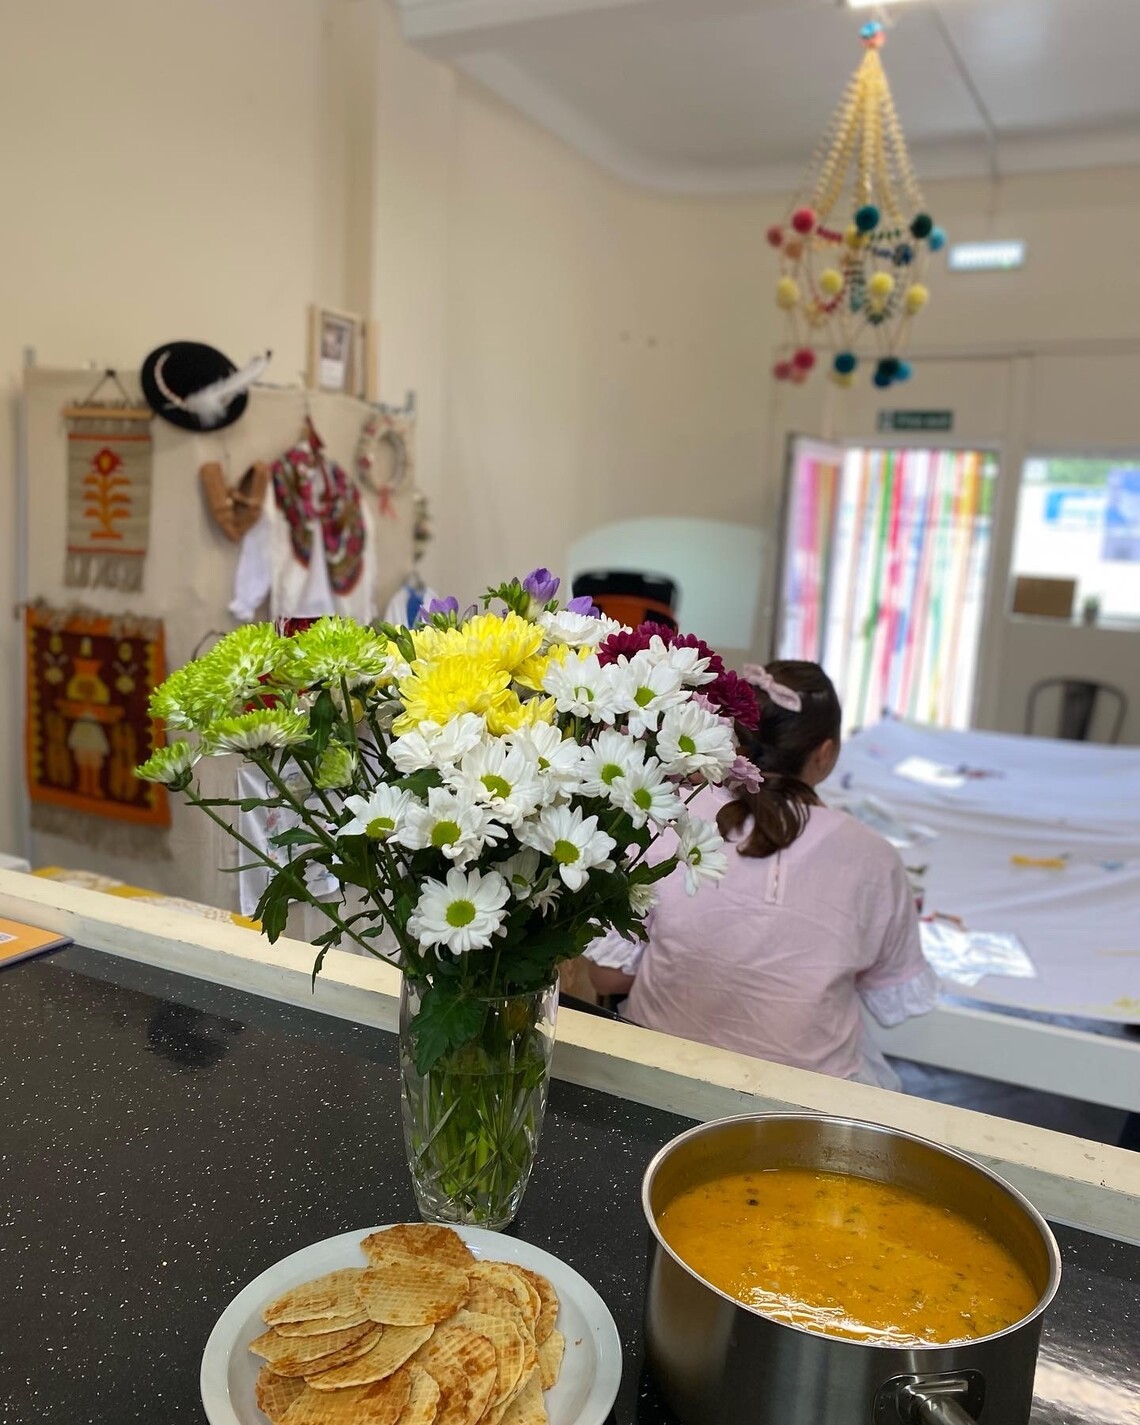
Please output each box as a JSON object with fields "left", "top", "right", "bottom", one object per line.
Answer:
{"left": 770, "top": 21, "right": 945, "bottom": 390}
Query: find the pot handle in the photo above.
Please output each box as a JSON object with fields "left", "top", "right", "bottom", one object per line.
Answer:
{"left": 876, "top": 1373, "right": 985, "bottom": 1425}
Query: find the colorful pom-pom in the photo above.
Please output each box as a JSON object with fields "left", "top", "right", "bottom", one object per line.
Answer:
{"left": 819, "top": 268, "right": 844, "bottom": 298}
{"left": 855, "top": 204, "right": 880, "bottom": 234}
{"left": 879, "top": 356, "right": 901, "bottom": 379}
{"left": 773, "top": 360, "right": 794, "bottom": 381}
{"left": 910, "top": 213, "right": 934, "bottom": 239}
{"left": 860, "top": 20, "right": 885, "bottom": 48}
{"left": 905, "top": 283, "right": 930, "bottom": 314}
{"left": 784, "top": 237, "right": 804, "bottom": 261}
{"left": 834, "top": 351, "right": 858, "bottom": 375}
{"left": 831, "top": 370, "right": 856, "bottom": 389}
{"left": 790, "top": 366, "right": 809, "bottom": 385}
{"left": 929, "top": 227, "right": 947, "bottom": 252}
{"left": 893, "top": 243, "right": 915, "bottom": 267}
{"left": 868, "top": 272, "right": 895, "bottom": 300}
{"left": 895, "top": 361, "right": 913, "bottom": 383}
{"left": 766, "top": 225, "right": 785, "bottom": 248}
{"left": 844, "top": 224, "right": 865, "bottom": 251}
{"left": 793, "top": 347, "right": 817, "bottom": 372}
{"left": 776, "top": 277, "right": 800, "bottom": 310}
{"left": 873, "top": 368, "right": 893, "bottom": 389}
{"left": 791, "top": 207, "right": 817, "bottom": 236}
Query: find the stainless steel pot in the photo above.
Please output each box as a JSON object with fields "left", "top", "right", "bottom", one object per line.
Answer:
{"left": 642, "top": 1114, "right": 1061, "bottom": 1425}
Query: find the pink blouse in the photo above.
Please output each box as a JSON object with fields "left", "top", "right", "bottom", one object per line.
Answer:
{"left": 588, "top": 788, "right": 939, "bottom": 1088}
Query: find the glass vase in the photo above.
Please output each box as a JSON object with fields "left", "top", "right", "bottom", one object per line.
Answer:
{"left": 398, "top": 978, "right": 558, "bottom": 1231}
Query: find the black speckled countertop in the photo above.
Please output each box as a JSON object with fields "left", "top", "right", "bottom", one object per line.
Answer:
{"left": 0, "top": 945, "right": 1136, "bottom": 1425}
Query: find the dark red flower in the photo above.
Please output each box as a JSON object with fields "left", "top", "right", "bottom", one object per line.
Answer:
{"left": 597, "top": 624, "right": 661, "bottom": 665}
{"left": 705, "top": 669, "right": 760, "bottom": 730}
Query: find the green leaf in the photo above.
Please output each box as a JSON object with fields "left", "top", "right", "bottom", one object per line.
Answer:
{"left": 398, "top": 768, "right": 444, "bottom": 799}
{"left": 410, "top": 987, "right": 486, "bottom": 1074}
{"left": 270, "top": 827, "right": 322, "bottom": 849}
{"left": 307, "top": 688, "right": 337, "bottom": 756}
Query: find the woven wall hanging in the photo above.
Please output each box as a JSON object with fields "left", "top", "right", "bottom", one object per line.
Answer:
{"left": 25, "top": 603, "right": 170, "bottom": 835}
{"left": 769, "top": 21, "right": 945, "bottom": 390}
{"left": 63, "top": 373, "right": 154, "bottom": 590}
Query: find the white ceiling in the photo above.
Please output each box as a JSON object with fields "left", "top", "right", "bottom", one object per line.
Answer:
{"left": 396, "top": 0, "right": 1140, "bottom": 192}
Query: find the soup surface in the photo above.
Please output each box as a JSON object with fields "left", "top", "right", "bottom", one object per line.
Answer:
{"left": 656, "top": 1167, "right": 1039, "bottom": 1345}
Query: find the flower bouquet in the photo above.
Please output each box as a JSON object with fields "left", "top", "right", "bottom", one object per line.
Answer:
{"left": 137, "top": 570, "right": 758, "bottom": 1227}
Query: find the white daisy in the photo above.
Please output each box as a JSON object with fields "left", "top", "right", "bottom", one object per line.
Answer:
{"left": 628, "top": 883, "right": 658, "bottom": 916}
{"left": 577, "top": 729, "right": 646, "bottom": 800}
{"left": 408, "top": 867, "right": 511, "bottom": 956}
{"left": 678, "top": 816, "right": 728, "bottom": 894}
{"left": 537, "top": 609, "right": 622, "bottom": 648}
{"left": 652, "top": 638, "right": 718, "bottom": 687}
{"left": 397, "top": 786, "right": 506, "bottom": 863}
{"left": 542, "top": 654, "right": 622, "bottom": 724}
{"left": 656, "top": 703, "right": 737, "bottom": 780}
{"left": 497, "top": 847, "right": 541, "bottom": 899}
{"left": 615, "top": 757, "right": 683, "bottom": 829}
{"left": 530, "top": 880, "right": 562, "bottom": 917}
{"left": 520, "top": 804, "right": 617, "bottom": 892}
{"left": 610, "top": 655, "right": 687, "bottom": 736}
{"left": 339, "top": 786, "right": 416, "bottom": 841}
{"left": 388, "top": 714, "right": 486, "bottom": 773}
{"left": 508, "top": 723, "right": 583, "bottom": 792}
{"left": 453, "top": 741, "right": 544, "bottom": 826}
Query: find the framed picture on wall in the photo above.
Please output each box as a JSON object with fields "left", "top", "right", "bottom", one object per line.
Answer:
{"left": 307, "top": 305, "right": 363, "bottom": 394}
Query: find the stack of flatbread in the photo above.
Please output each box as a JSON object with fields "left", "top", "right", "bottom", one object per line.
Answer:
{"left": 250, "top": 1225, "right": 566, "bottom": 1425}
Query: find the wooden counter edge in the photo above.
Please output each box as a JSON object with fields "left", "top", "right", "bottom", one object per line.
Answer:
{"left": 2, "top": 868, "right": 1136, "bottom": 1242}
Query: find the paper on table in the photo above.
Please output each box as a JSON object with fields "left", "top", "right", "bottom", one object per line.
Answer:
{"left": 828, "top": 794, "right": 939, "bottom": 849}
{"left": 921, "top": 920, "right": 1037, "bottom": 987}
{"left": 894, "top": 756, "right": 967, "bottom": 790}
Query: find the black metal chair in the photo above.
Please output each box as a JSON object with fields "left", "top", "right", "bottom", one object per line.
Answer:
{"left": 1025, "top": 678, "right": 1128, "bottom": 744}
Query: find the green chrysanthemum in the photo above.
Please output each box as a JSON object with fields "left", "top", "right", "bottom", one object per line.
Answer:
{"left": 148, "top": 625, "right": 289, "bottom": 731}
{"left": 287, "top": 617, "right": 394, "bottom": 690}
{"left": 315, "top": 743, "right": 357, "bottom": 789}
{"left": 134, "top": 741, "right": 198, "bottom": 789}
{"left": 200, "top": 707, "right": 311, "bottom": 756}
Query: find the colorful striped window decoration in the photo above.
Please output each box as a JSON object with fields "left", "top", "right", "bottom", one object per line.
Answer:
{"left": 777, "top": 439, "right": 998, "bottom": 732}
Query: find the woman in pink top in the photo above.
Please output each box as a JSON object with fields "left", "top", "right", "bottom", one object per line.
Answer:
{"left": 587, "top": 661, "right": 938, "bottom": 1089}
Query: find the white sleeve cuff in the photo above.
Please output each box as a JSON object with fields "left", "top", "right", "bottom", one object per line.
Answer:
{"left": 582, "top": 930, "right": 645, "bottom": 977}
{"left": 860, "top": 962, "right": 941, "bottom": 1027}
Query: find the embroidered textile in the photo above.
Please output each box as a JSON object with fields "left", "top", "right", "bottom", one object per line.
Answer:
{"left": 25, "top": 604, "right": 169, "bottom": 827}
{"left": 271, "top": 437, "right": 365, "bottom": 595}
{"left": 65, "top": 408, "right": 153, "bottom": 590}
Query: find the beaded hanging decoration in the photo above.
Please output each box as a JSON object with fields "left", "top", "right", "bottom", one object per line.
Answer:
{"left": 769, "top": 22, "right": 945, "bottom": 390}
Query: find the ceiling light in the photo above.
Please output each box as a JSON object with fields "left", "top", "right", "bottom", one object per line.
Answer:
{"left": 948, "top": 241, "right": 1027, "bottom": 272}
{"left": 844, "top": 0, "right": 921, "bottom": 9}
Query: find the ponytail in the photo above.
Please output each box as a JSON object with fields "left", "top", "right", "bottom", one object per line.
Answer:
{"left": 718, "top": 661, "right": 841, "bottom": 859}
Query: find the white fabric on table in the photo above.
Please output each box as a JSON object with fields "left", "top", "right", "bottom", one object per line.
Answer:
{"left": 831, "top": 720, "right": 1140, "bottom": 1021}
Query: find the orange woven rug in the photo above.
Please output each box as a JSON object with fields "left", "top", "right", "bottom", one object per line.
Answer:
{"left": 25, "top": 604, "right": 169, "bottom": 828}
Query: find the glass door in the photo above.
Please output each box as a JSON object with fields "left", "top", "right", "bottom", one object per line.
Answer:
{"left": 776, "top": 437, "right": 998, "bottom": 731}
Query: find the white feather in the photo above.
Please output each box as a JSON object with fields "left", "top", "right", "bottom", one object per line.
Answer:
{"left": 181, "top": 351, "right": 272, "bottom": 427}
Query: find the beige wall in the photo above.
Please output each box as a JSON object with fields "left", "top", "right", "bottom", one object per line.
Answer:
{"left": 4, "top": 0, "right": 1140, "bottom": 863}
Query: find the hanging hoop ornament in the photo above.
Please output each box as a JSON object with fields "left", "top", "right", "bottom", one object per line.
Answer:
{"left": 355, "top": 408, "right": 415, "bottom": 518}
{"left": 769, "top": 21, "right": 945, "bottom": 390}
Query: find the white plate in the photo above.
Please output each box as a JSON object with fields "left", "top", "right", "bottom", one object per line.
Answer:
{"left": 201, "top": 1224, "right": 623, "bottom": 1425}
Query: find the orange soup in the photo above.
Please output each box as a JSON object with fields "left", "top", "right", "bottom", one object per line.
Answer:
{"left": 656, "top": 1168, "right": 1039, "bottom": 1346}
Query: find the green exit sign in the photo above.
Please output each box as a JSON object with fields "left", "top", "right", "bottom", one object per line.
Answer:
{"left": 877, "top": 410, "right": 954, "bottom": 433}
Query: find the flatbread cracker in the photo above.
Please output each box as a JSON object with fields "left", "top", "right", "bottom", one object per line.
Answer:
{"left": 357, "top": 1261, "right": 469, "bottom": 1327}
{"left": 467, "top": 1264, "right": 539, "bottom": 1329}
{"left": 276, "top": 1310, "right": 372, "bottom": 1339}
{"left": 536, "top": 1330, "right": 564, "bottom": 1391}
{"left": 251, "top": 1323, "right": 373, "bottom": 1371}
{"left": 414, "top": 1325, "right": 497, "bottom": 1425}
{"left": 499, "top": 1368, "right": 547, "bottom": 1425}
{"left": 361, "top": 1225, "right": 474, "bottom": 1271}
{"left": 265, "top": 1270, "right": 369, "bottom": 1327}
{"left": 398, "top": 1366, "right": 441, "bottom": 1425}
{"left": 256, "top": 1366, "right": 305, "bottom": 1424}
{"left": 446, "top": 1311, "right": 527, "bottom": 1408}
{"left": 280, "top": 1371, "right": 412, "bottom": 1425}
{"left": 307, "top": 1325, "right": 434, "bottom": 1390}
{"left": 516, "top": 1270, "right": 558, "bottom": 1346}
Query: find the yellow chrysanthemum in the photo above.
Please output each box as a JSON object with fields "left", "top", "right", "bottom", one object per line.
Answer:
{"left": 513, "top": 642, "right": 574, "bottom": 692}
{"left": 485, "top": 693, "right": 558, "bottom": 736}
{"left": 394, "top": 653, "right": 512, "bottom": 733}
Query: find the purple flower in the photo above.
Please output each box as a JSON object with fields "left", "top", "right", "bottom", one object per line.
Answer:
{"left": 705, "top": 670, "right": 760, "bottom": 730}
{"left": 424, "top": 595, "right": 459, "bottom": 617}
{"left": 522, "top": 567, "right": 560, "bottom": 603}
{"left": 567, "top": 594, "right": 599, "bottom": 616}
{"left": 725, "top": 755, "right": 764, "bottom": 795}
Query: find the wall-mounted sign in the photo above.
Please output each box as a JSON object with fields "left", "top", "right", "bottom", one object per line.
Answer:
{"left": 877, "top": 410, "right": 954, "bottom": 433}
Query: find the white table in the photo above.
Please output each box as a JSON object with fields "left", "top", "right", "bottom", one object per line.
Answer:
{"left": 832, "top": 721, "right": 1140, "bottom": 1112}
